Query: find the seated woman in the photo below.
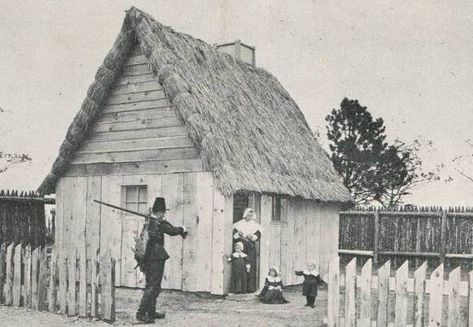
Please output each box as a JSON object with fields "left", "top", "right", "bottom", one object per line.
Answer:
{"left": 258, "top": 266, "right": 289, "bottom": 304}
{"left": 233, "top": 208, "right": 263, "bottom": 293}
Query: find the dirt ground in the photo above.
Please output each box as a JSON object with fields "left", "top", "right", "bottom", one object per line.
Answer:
{"left": 0, "top": 287, "right": 327, "bottom": 326}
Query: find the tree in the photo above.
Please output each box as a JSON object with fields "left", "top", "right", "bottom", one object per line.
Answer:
{"left": 377, "top": 138, "right": 441, "bottom": 208}
{"left": 0, "top": 152, "right": 31, "bottom": 174}
{"left": 326, "top": 98, "right": 439, "bottom": 208}
{"left": 326, "top": 98, "right": 388, "bottom": 204}
{"left": 451, "top": 139, "right": 473, "bottom": 183}
{"left": 0, "top": 108, "right": 31, "bottom": 174}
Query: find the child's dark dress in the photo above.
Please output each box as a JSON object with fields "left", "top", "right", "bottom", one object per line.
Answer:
{"left": 258, "top": 277, "right": 289, "bottom": 304}
{"left": 295, "top": 270, "right": 322, "bottom": 296}
{"left": 295, "top": 270, "right": 322, "bottom": 307}
{"left": 227, "top": 253, "right": 250, "bottom": 293}
{"left": 233, "top": 229, "right": 261, "bottom": 293}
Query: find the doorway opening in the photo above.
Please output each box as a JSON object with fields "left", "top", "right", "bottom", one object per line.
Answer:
{"left": 232, "top": 192, "right": 261, "bottom": 292}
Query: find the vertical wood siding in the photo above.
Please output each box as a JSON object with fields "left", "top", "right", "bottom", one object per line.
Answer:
{"left": 260, "top": 197, "right": 339, "bottom": 286}
{"left": 161, "top": 173, "right": 184, "bottom": 290}
{"left": 55, "top": 172, "right": 230, "bottom": 293}
{"left": 222, "top": 196, "right": 234, "bottom": 294}
{"left": 56, "top": 173, "right": 340, "bottom": 293}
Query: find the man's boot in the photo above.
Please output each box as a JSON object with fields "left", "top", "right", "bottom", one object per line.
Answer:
{"left": 150, "top": 311, "right": 166, "bottom": 319}
{"left": 136, "top": 312, "right": 155, "bottom": 324}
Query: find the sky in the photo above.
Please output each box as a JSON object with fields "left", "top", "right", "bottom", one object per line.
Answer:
{"left": 0, "top": 0, "right": 472, "bottom": 205}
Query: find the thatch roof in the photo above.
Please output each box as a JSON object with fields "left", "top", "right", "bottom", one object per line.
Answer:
{"left": 38, "top": 7, "right": 352, "bottom": 203}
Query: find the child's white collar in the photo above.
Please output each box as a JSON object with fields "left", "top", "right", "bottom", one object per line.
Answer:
{"left": 232, "top": 252, "right": 247, "bottom": 258}
{"left": 267, "top": 276, "right": 281, "bottom": 283}
{"left": 303, "top": 269, "right": 319, "bottom": 276}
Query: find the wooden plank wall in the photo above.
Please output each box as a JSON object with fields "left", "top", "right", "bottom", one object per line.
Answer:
{"left": 65, "top": 44, "right": 203, "bottom": 177}
{"left": 56, "top": 174, "right": 339, "bottom": 292}
{"left": 261, "top": 197, "right": 339, "bottom": 286}
{"left": 55, "top": 172, "right": 230, "bottom": 293}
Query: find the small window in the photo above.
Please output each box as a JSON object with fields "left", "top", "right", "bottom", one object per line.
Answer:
{"left": 123, "top": 185, "right": 148, "bottom": 214}
{"left": 272, "top": 195, "right": 282, "bottom": 222}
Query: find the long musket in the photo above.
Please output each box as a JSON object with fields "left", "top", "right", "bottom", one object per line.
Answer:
{"left": 94, "top": 199, "right": 188, "bottom": 238}
{"left": 93, "top": 199, "right": 148, "bottom": 218}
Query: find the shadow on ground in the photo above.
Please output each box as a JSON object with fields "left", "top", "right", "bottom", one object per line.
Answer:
{"left": 0, "top": 287, "right": 327, "bottom": 327}
{"left": 116, "top": 287, "right": 327, "bottom": 326}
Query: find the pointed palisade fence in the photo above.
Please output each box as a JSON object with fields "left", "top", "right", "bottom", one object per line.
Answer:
{"left": 0, "top": 190, "right": 54, "bottom": 247}
{"left": 339, "top": 207, "right": 473, "bottom": 271}
{"left": 0, "top": 242, "right": 116, "bottom": 322}
{"left": 327, "top": 256, "right": 473, "bottom": 326}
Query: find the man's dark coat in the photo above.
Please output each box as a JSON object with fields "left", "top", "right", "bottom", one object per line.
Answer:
{"left": 137, "top": 218, "right": 185, "bottom": 317}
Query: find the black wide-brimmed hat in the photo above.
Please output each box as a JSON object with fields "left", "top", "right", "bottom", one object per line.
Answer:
{"left": 152, "top": 197, "right": 169, "bottom": 212}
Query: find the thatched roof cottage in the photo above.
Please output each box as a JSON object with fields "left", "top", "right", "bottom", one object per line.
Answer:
{"left": 38, "top": 7, "right": 351, "bottom": 294}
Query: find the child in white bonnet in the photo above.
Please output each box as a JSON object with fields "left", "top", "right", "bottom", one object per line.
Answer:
{"left": 226, "top": 242, "right": 251, "bottom": 293}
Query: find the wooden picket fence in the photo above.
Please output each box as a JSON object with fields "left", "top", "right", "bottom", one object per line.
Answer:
{"left": 327, "top": 256, "right": 473, "bottom": 326}
{"left": 0, "top": 243, "right": 49, "bottom": 308}
{"left": 0, "top": 242, "right": 116, "bottom": 322}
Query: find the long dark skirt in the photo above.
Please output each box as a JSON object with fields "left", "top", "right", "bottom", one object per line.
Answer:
{"left": 258, "top": 289, "right": 289, "bottom": 304}
{"left": 230, "top": 257, "right": 248, "bottom": 293}
{"left": 237, "top": 238, "right": 258, "bottom": 292}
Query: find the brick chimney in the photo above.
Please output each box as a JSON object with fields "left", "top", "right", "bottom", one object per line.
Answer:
{"left": 216, "top": 40, "right": 255, "bottom": 66}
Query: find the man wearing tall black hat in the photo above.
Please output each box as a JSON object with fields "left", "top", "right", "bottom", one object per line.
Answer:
{"left": 136, "top": 197, "right": 188, "bottom": 324}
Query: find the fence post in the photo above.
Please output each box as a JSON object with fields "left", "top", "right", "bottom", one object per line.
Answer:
{"left": 91, "top": 254, "right": 99, "bottom": 318}
{"left": 440, "top": 209, "right": 447, "bottom": 264}
{"left": 344, "top": 258, "right": 356, "bottom": 327}
{"left": 67, "top": 249, "right": 77, "bottom": 316}
{"left": 58, "top": 254, "right": 67, "bottom": 314}
{"left": 111, "top": 258, "right": 116, "bottom": 322}
{"left": 448, "top": 267, "right": 461, "bottom": 327}
{"left": 12, "top": 243, "right": 22, "bottom": 306}
{"left": 415, "top": 218, "right": 422, "bottom": 268}
{"left": 23, "top": 245, "right": 32, "bottom": 308}
{"left": 373, "top": 210, "right": 379, "bottom": 267}
{"left": 394, "top": 261, "right": 408, "bottom": 327}
{"left": 429, "top": 264, "right": 444, "bottom": 327}
{"left": 4, "top": 242, "right": 14, "bottom": 305}
{"left": 31, "top": 246, "right": 40, "bottom": 310}
{"left": 413, "top": 261, "right": 427, "bottom": 327}
{"left": 0, "top": 243, "right": 6, "bottom": 304}
{"left": 327, "top": 256, "right": 339, "bottom": 327}
{"left": 469, "top": 270, "right": 473, "bottom": 327}
{"left": 79, "top": 244, "right": 87, "bottom": 317}
{"left": 377, "top": 260, "right": 390, "bottom": 326}
{"left": 101, "top": 253, "right": 116, "bottom": 322}
{"left": 50, "top": 208, "right": 56, "bottom": 244}
{"left": 48, "top": 251, "right": 57, "bottom": 312}
{"left": 359, "top": 259, "right": 372, "bottom": 327}
{"left": 38, "top": 247, "right": 48, "bottom": 310}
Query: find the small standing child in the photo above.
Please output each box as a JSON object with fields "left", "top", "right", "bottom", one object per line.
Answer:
{"left": 226, "top": 242, "right": 251, "bottom": 293}
{"left": 258, "top": 266, "right": 289, "bottom": 304}
{"left": 295, "top": 262, "right": 322, "bottom": 308}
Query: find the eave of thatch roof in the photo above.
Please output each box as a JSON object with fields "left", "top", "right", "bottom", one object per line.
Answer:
{"left": 38, "top": 7, "right": 353, "bottom": 203}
